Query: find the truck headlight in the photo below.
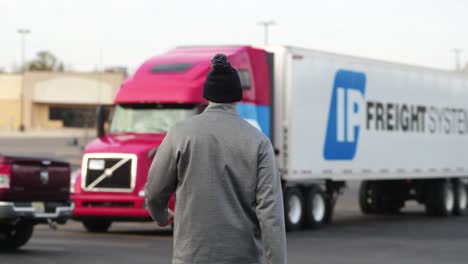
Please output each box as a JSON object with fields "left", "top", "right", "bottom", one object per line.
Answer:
{"left": 0, "top": 174, "right": 10, "bottom": 189}
{"left": 70, "top": 169, "right": 80, "bottom": 193}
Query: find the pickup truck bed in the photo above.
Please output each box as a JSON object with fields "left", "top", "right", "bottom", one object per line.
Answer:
{"left": 0, "top": 154, "right": 73, "bottom": 250}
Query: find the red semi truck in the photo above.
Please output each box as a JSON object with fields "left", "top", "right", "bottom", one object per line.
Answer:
{"left": 71, "top": 46, "right": 271, "bottom": 232}
{"left": 72, "top": 45, "right": 468, "bottom": 232}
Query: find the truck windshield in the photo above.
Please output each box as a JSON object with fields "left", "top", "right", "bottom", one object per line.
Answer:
{"left": 110, "top": 104, "right": 197, "bottom": 134}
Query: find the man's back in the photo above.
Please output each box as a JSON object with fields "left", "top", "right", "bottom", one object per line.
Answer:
{"left": 171, "top": 104, "right": 274, "bottom": 263}
{"left": 145, "top": 54, "right": 286, "bottom": 264}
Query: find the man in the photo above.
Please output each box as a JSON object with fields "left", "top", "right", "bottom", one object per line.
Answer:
{"left": 145, "top": 54, "right": 287, "bottom": 264}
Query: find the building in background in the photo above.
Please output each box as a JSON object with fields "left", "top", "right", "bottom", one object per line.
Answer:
{"left": 0, "top": 74, "right": 22, "bottom": 130}
{"left": 0, "top": 72, "right": 125, "bottom": 131}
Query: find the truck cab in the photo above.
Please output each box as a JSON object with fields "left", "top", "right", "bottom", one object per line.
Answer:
{"left": 71, "top": 46, "right": 272, "bottom": 232}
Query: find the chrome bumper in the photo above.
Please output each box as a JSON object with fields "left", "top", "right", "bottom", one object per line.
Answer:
{"left": 0, "top": 201, "right": 74, "bottom": 221}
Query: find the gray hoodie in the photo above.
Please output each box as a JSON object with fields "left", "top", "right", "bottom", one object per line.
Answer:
{"left": 145, "top": 103, "right": 287, "bottom": 264}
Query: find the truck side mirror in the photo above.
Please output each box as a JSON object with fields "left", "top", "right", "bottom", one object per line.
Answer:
{"left": 96, "top": 105, "right": 113, "bottom": 138}
{"left": 96, "top": 106, "right": 106, "bottom": 138}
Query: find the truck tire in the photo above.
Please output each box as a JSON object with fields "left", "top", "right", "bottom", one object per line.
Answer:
{"left": 304, "top": 186, "right": 328, "bottom": 229}
{"left": 284, "top": 187, "right": 305, "bottom": 231}
{"left": 82, "top": 220, "right": 112, "bottom": 233}
{"left": 359, "top": 181, "right": 384, "bottom": 214}
{"left": 425, "top": 180, "right": 455, "bottom": 217}
{"left": 381, "top": 198, "right": 404, "bottom": 215}
{"left": 453, "top": 179, "right": 467, "bottom": 216}
{"left": 359, "top": 181, "right": 375, "bottom": 214}
{"left": 0, "top": 222, "right": 34, "bottom": 250}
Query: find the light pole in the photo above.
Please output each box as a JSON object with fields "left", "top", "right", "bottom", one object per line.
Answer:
{"left": 257, "top": 20, "right": 276, "bottom": 45}
{"left": 450, "top": 48, "right": 463, "bottom": 72}
{"left": 17, "top": 28, "right": 30, "bottom": 132}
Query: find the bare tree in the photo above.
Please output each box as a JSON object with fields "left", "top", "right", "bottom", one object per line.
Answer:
{"left": 27, "top": 51, "right": 64, "bottom": 72}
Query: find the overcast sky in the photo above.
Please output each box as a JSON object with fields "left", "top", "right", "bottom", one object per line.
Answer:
{"left": 1, "top": 0, "right": 467, "bottom": 73}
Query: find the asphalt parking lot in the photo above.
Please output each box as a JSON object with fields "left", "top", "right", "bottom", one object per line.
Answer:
{"left": 2, "top": 136, "right": 468, "bottom": 263}
{"left": 2, "top": 191, "right": 468, "bottom": 264}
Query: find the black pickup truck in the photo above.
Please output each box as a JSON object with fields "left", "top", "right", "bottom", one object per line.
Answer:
{"left": 0, "top": 154, "right": 73, "bottom": 250}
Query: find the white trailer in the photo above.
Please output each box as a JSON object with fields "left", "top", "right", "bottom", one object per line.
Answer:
{"left": 264, "top": 46, "right": 468, "bottom": 231}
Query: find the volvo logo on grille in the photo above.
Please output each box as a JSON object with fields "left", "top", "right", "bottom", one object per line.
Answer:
{"left": 104, "top": 168, "right": 113, "bottom": 177}
{"left": 85, "top": 157, "right": 131, "bottom": 190}
{"left": 82, "top": 154, "right": 137, "bottom": 192}
{"left": 40, "top": 171, "right": 49, "bottom": 185}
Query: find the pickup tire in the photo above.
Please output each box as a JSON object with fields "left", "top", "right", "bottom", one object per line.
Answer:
{"left": 284, "top": 187, "right": 305, "bottom": 231}
{"left": 82, "top": 220, "right": 112, "bottom": 233}
{"left": 0, "top": 221, "right": 34, "bottom": 250}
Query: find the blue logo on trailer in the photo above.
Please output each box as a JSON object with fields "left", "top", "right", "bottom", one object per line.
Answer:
{"left": 236, "top": 103, "right": 270, "bottom": 138}
{"left": 324, "top": 70, "right": 366, "bottom": 160}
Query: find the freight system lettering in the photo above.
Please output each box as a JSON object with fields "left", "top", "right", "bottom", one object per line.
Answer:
{"left": 366, "top": 102, "right": 468, "bottom": 135}
{"left": 324, "top": 69, "right": 467, "bottom": 161}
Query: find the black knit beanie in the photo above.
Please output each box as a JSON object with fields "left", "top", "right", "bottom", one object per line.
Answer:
{"left": 203, "top": 54, "right": 242, "bottom": 103}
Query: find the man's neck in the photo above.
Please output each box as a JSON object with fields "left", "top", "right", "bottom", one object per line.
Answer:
{"left": 204, "top": 102, "right": 238, "bottom": 115}
{"left": 208, "top": 102, "right": 235, "bottom": 107}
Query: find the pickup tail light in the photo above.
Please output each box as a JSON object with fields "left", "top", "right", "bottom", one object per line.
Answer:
{"left": 0, "top": 163, "right": 11, "bottom": 190}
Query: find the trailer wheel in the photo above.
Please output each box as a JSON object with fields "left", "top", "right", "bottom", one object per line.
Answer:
{"left": 453, "top": 179, "right": 467, "bottom": 216}
{"left": 425, "top": 180, "right": 455, "bottom": 217}
{"left": 0, "top": 221, "right": 34, "bottom": 250}
{"left": 359, "top": 181, "right": 375, "bottom": 214}
{"left": 381, "top": 198, "right": 404, "bottom": 215}
{"left": 359, "top": 181, "right": 384, "bottom": 214}
{"left": 82, "top": 220, "right": 112, "bottom": 233}
{"left": 284, "top": 187, "right": 305, "bottom": 231}
{"left": 304, "top": 186, "right": 328, "bottom": 229}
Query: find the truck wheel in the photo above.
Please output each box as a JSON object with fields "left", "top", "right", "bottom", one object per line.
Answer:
{"left": 284, "top": 187, "right": 305, "bottom": 231}
{"left": 0, "top": 222, "right": 34, "bottom": 250}
{"left": 453, "top": 179, "right": 467, "bottom": 216}
{"left": 359, "top": 181, "right": 384, "bottom": 214}
{"left": 304, "top": 186, "right": 328, "bottom": 229}
{"left": 82, "top": 220, "right": 112, "bottom": 233}
{"left": 425, "top": 180, "right": 455, "bottom": 217}
{"left": 359, "top": 181, "right": 375, "bottom": 214}
{"left": 381, "top": 198, "right": 404, "bottom": 215}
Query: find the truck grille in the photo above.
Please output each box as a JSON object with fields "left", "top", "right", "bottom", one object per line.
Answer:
{"left": 83, "top": 202, "right": 134, "bottom": 207}
{"left": 82, "top": 153, "right": 137, "bottom": 192}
